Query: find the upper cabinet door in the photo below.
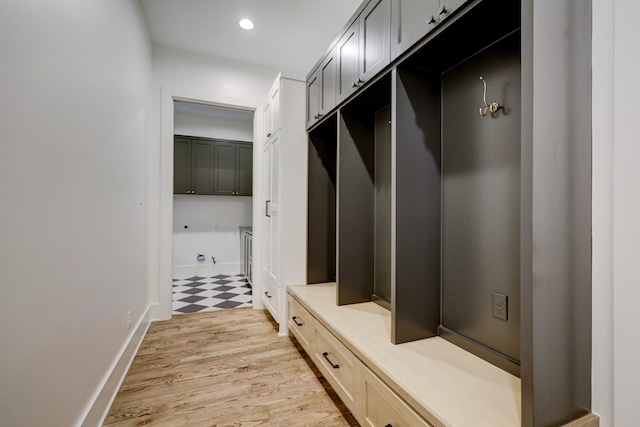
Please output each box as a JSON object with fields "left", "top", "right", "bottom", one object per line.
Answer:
{"left": 391, "top": 0, "right": 469, "bottom": 59}
{"left": 391, "top": 0, "right": 439, "bottom": 59}
{"left": 173, "top": 137, "right": 191, "bottom": 194}
{"left": 264, "top": 82, "right": 280, "bottom": 140}
{"left": 307, "top": 47, "right": 338, "bottom": 129}
{"left": 439, "top": 0, "right": 468, "bottom": 19}
{"left": 319, "top": 48, "right": 337, "bottom": 116}
{"left": 191, "top": 139, "right": 215, "bottom": 195}
{"left": 306, "top": 69, "right": 320, "bottom": 129}
{"left": 359, "top": 0, "right": 391, "bottom": 82}
{"left": 336, "top": 21, "right": 360, "bottom": 104}
{"left": 236, "top": 143, "right": 253, "bottom": 196}
{"left": 213, "top": 141, "right": 236, "bottom": 195}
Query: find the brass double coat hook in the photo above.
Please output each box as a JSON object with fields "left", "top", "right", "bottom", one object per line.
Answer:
{"left": 479, "top": 76, "right": 502, "bottom": 117}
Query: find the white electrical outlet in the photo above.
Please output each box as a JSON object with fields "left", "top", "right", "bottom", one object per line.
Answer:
{"left": 127, "top": 310, "right": 132, "bottom": 329}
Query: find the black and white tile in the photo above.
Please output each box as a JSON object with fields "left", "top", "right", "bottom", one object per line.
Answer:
{"left": 172, "top": 273, "right": 252, "bottom": 314}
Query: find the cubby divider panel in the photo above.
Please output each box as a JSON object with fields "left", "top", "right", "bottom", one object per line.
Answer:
{"left": 308, "top": 114, "right": 338, "bottom": 284}
{"left": 392, "top": 67, "right": 441, "bottom": 344}
{"left": 337, "top": 75, "right": 391, "bottom": 306}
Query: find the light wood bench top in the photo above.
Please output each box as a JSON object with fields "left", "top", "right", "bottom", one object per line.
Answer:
{"left": 288, "top": 283, "right": 521, "bottom": 427}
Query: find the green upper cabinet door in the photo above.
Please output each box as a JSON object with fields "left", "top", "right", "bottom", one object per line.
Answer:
{"left": 236, "top": 143, "right": 253, "bottom": 196}
{"left": 173, "top": 136, "right": 191, "bottom": 194}
{"left": 214, "top": 140, "right": 253, "bottom": 196}
{"left": 174, "top": 136, "right": 214, "bottom": 195}
{"left": 214, "top": 141, "right": 237, "bottom": 195}
{"left": 191, "top": 139, "right": 215, "bottom": 195}
{"left": 174, "top": 136, "right": 252, "bottom": 196}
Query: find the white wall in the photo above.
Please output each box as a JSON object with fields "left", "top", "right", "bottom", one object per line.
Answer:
{"left": 592, "top": 1, "right": 640, "bottom": 426}
{"left": 149, "top": 46, "right": 281, "bottom": 318}
{"left": 591, "top": 0, "right": 614, "bottom": 424}
{"left": 173, "top": 195, "right": 252, "bottom": 267}
{"left": 174, "top": 113, "right": 253, "bottom": 141}
{"left": 611, "top": 0, "right": 640, "bottom": 425}
{"left": 0, "top": 1, "right": 152, "bottom": 426}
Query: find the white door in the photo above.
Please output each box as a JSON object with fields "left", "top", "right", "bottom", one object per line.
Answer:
{"left": 262, "top": 133, "right": 280, "bottom": 284}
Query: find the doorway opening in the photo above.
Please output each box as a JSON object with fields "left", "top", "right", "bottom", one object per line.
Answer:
{"left": 171, "top": 101, "right": 254, "bottom": 315}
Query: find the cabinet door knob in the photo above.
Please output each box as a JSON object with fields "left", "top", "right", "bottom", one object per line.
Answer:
{"left": 352, "top": 81, "right": 358, "bottom": 88}
{"left": 428, "top": 15, "right": 437, "bottom": 24}
{"left": 267, "top": 132, "right": 272, "bottom": 138}
{"left": 313, "top": 114, "right": 319, "bottom": 119}
{"left": 439, "top": 5, "right": 449, "bottom": 15}
{"left": 317, "top": 113, "right": 323, "bottom": 118}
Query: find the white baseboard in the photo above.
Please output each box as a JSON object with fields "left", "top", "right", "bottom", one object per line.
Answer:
{"left": 78, "top": 305, "right": 152, "bottom": 427}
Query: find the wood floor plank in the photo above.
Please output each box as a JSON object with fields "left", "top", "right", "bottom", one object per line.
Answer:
{"left": 104, "top": 308, "right": 358, "bottom": 426}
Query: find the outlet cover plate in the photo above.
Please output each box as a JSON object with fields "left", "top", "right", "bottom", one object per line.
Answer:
{"left": 492, "top": 292, "right": 508, "bottom": 321}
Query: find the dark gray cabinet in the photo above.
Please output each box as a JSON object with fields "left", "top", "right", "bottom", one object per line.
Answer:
{"left": 306, "top": 0, "right": 594, "bottom": 425}
{"left": 390, "top": 0, "right": 439, "bottom": 58}
{"left": 214, "top": 141, "right": 253, "bottom": 196}
{"left": 173, "top": 136, "right": 214, "bottom": 195}
{"left": 174, "top": 135, "right": 252, "bottom": 196}
{"left": 359, "top": 0, "right": 391, "bottom": 81}
{"left": 391, "top": 0, "right": 469, "bottom": 59}
{"left": 306, "top": 48, "right": 337, "bottom": 128}
{"left": 337, "top": 0, "right": 391, "bottom": 104}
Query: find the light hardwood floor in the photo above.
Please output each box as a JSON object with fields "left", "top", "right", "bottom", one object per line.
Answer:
{"left": 104, "top": 308, "right": 359, "bottom": 427}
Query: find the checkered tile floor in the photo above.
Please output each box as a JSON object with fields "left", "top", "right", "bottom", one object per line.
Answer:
{"left": 172, "top": 274, "right": 252, "bottom": 314}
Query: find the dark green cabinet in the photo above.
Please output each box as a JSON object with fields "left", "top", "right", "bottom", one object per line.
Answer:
{"left": 173, "top": 135, "right": 252, "bottom": 196}
{"left": 214, "top": 141, "right": 253, "bottom": 196}
{"left": 173, "top": 136, "right": 214, "bottom": 195}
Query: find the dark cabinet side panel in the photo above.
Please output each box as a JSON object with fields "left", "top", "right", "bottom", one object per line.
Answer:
{"left": 337, "top": 111, "right": 375, "bottom": 305}
{"left": 373, "top": 105, "right": 392, "bottom": 305}
{"left": 307, "top": 117, "right": 337, "bottom": 284}
{"left": 393, "top": 68, "right": 441, "bottom": 344}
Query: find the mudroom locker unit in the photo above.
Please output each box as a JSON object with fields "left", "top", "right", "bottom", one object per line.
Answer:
{"left": 305, "top": 0, "right": 593, "bottom": 426}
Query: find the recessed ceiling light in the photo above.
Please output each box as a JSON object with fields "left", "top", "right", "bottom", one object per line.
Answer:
{"left": 239, "top": 19, "right": 254, "bottom": 30}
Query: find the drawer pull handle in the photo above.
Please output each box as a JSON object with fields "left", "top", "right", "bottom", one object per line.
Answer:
{"left": 264, "top": 292, "right": 272, "bottom": 298}
{"left": 292, "top": 316, "right": 303, "bottom": 326}
{"left": 322, "top": 352, "right": 339, "bottom": 369}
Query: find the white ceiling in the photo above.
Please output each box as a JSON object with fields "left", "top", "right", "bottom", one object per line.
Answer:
{"left": 139, "top": 0, "right": 363, "bottom": 78}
